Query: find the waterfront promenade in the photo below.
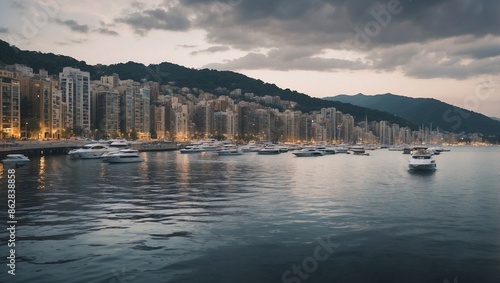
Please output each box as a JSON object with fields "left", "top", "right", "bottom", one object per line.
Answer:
{"left": 0, "top": 140, "right": 178, "bottom": 157}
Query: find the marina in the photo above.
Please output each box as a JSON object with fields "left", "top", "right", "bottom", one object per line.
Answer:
{"left": 0, "top": 140, "right": 178, "bottom": 159}
{"left": 0, "top": 146, "right": 499, "bottom": 283}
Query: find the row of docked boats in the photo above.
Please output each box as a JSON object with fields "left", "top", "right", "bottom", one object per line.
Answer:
{"left": 390, "top": 145, "right": 450, "bottom": 156}
{"left": 66, "top": 139, "right": 144, "bottom": 163}
{"left": 179, "top": 142, "right": 374, "bottom": 157}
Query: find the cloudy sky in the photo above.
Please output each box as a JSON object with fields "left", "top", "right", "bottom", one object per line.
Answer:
{"left": 1, "top": 0, "right": 499, "bottom": 117}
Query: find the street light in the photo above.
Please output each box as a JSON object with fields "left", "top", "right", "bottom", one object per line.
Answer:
{"left": 25, "top": 122, "right": 28, "bottom": 139}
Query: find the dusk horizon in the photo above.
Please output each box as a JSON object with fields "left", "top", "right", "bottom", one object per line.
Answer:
{"left": 0, "top": 0, "right": 499, "bottom": 117}
{"left": 1, "top": 2, "right": 500, "bottom": 283}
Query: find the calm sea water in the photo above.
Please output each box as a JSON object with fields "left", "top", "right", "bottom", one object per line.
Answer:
{"left": 1, "top": 146, "right": 500, "bottom": 283}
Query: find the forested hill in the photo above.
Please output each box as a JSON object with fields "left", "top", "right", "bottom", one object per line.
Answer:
{"left": 326, "top": 93, "right": 500, "bottom": 139}
{"left": 0, "top": 39, "right": 413, "bottom": 127}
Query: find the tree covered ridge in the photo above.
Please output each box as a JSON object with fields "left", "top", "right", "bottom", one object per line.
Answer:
{"left": 0, "top": 39, "right": 413, "bottom": 128}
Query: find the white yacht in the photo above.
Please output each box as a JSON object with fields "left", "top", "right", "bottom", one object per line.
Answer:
{"left": 217, "top": 146, "right": 244, "bottom": 156}
{"left": 102, "top": 149, "right": 144, "bottom": 163}
{"left": 1, "top": 154, "right": 30, "bottom": 166}
{"left": 69, "top": 143, "right": 118, "bottom": 159}
{"left": 292, "top": 148, "right": 325, "bottom": 157}
{"left": 348, "top": 146, "right": 370, "bottom": 156}
{"left": 180, "top": 145, "right": 205, "bottom": 154}
{"left": 198, "top": 139, "right": 222, "bottom": 151}
{"left": 277, "top": 145, "right": 290, "bottom": 153}
{"left": 333, "top": 145, "right": 349, "bottom": 154}
{"left": 241, "top": 142, "right": 259, "bottom": 152}
{"left": 408, "top": 146, "right": 436, "bottom": 171}
{"left": 108, "top": 139, "right": 130, "bottom": 150}
{"left": 315, "top": 146, "right": 336, "bottom": 155}
{"left": 200, "top": 143, "right": 219, "bottom": 151}
{"left": 257, "top": 145, "right": 281, "bottom": 155}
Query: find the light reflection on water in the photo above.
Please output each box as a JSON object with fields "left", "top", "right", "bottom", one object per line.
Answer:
{"left": 0, "top": 147, "right": 499, "bottom": 282}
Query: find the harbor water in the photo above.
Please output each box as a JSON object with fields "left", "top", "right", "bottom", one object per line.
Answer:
{"left": 1, "top": 146, "right": 499, "bottom": 282}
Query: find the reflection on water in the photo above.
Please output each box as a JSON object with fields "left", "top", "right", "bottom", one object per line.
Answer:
{"left": 0, "top": 147, "right": 499, "bottom": 283}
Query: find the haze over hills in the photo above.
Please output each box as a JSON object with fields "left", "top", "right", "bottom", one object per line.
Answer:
{"left": 325, "top": 93, "right": 500, "bottom": 139}
{"left": 0, "top": 39, "right": 413, "bottom": 128}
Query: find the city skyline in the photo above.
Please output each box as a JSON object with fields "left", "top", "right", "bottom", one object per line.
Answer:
{"left": 0, "top": 63, "right": 487, "bottom": 145}
{"left": 0, "top": 0, "right": 499, "bottom": 117}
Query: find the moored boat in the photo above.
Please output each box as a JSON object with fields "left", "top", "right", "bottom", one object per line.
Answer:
{"left": 1, "top": 154, "right": 30, "bottom": 166}
{"left": 241, "top": 142, "right": 259, "bottom": 152}
{"left": 315, "top": 146, "right": 336, "bottom": 155}
{"left": 257, "top": 145, "right": 281, "bottom": 155}
{"left": 347, "top": 146, "right": 370, "bottom": 156}
{"left": 217, "top": 146, "right": 244, "bottom": 156}
{"left": 292, "top": 147, "right": 325, "bottom": 157}
{"left": 180, "top": 145, "right": 205, "bottom": 153}
{"left": 69, "top": 143, "right": 118, "bottom": 159}
{"left": 408, "top": 146, "right": 436, "bottom": 171}
{"left": 103, "top": 149, "right": 144, "bottom": 163}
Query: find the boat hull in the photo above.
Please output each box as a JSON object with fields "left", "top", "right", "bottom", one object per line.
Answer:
{"left": 180, "top": 149, "right": 204, "bottom": 154}
{"left": 293, "top": 152, "right": 324, "bottom": 157}
{"left": 408, "top": 163, "right": 436, "bottom": 171}
{"left": 103, "top": 156, "right": 144, "bottom": 163}
{"left": 70, "top": 152, "right": 107, "bottom": 159}
{"left": 257, "top": 150, "right": 281, "bottom": 155}
{"left": 217, "top": 152, "right": 244, "bottom": 156}
{"left": 1, "top": 160, "right": 30, "bottom": 166}
{"left": 408, "top": 162, "right": 436, "bottom": 171}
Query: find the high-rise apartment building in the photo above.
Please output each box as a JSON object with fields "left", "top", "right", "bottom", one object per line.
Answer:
{"left": 59, "top": 67, "right": 90, "bottom": 134}
{"left": 20, "top": 75, "right": 61, "bottom": 138}
{"left": 0, "top": 70, "right": 21, "bottom": 138}
{"left": 95, "top": 90, "right": 121, "bottom": 136}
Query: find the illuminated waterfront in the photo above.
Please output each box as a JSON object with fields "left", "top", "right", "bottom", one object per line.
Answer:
{"left": 1, "top": 146, "right": 499, "bottom": 282}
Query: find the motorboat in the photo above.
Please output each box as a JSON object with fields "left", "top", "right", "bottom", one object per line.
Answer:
{"left": 200, "top": 143, "right": 219, "bottom": 151}
{"left": 241, "top": 142, "right": 259, "bottom": 152}
{"left": 428, "top": 146, "right": 449, "bottom": 155}
{"left": 277, "top": 145, "right": 290, "bottom": 153}
{"left": 408, "top": 146, "right": 436, "bottom": 171}
{"left": 180, "top": 145, "right": 205, "bottom": 154}
{"left": 257, "top": 145, "right": 281, "bottom": 155}
{"left": 197, "top": 139, "right": 222, "bottom": 151}
{"left": 102, "top": 149, "right": 144, "bottom": 163}
{"left": 217, "top": 146, "right": 244, "bottom": 156}
{"left": 68, "top": 143, "right": 118, "bottom": 159}
{"left": 347, "top": 146, "right": 370, "bottom": 156}
{"left": 1, "top": 154, "right": 30, "bottom": 166}
{"left": 293, "top": 148, "right": 325, "bottom": 157}
{"left": 315, "top": 146, "right": 336, "bottom": 155}
{"left": 333, "top": 145, "right": 349, "bottom": 154}
{"left": 108, "top": 139, "right": 131, "bottom": 149}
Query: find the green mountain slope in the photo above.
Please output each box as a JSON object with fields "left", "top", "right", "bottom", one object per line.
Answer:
{"left": 325, "top": 93, "right": 500, "bottom": 139}
{"left": 0, "top": 39, "right": 413, "bottom": 127}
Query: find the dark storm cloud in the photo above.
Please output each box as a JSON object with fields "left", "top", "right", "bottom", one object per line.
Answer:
{"left": 116, "top": 7, "right": 191, "bottom": 35}
{"left": 365, "top": 35, "right": 500, "bottom": 79}
{"left": 56, "top": 19, "right": 89, "bottom": 33}
{"left": 191, "top": 46, "right": 230, "bottom": 55}
{"left": 95, "top": 28, "right": 119, "bottom": 36}
{"left": 178, "top": 0, "right": 500, "bottom": 48}
{"left": 204, "top": 48, "right": 366, "bottom": 71}
{"left": 118, "top": 0, "right": 500, "bottom": 78}
{"left": 177, "top": 44, "right": 198, "bottom": 49}
{"left": 55, "top": 38, "right": 88, "bottom": 46}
